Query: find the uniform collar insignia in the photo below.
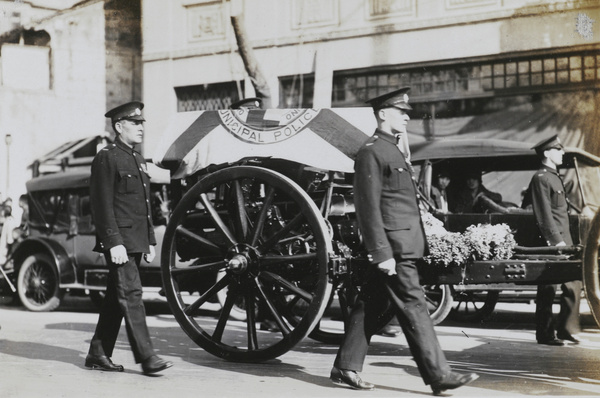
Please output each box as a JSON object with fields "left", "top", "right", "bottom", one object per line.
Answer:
{"left": 374, "top": 129, "right": 396, "bottom": 145}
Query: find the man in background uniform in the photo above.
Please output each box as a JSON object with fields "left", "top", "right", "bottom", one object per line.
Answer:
{"left": 430, "top": 169, "right": 451, "bottom": 213}
{"left": 522, "top": 134, "right": 582, "bottom": 346}
{"left": 85, "top": 101, "right": 173, "bottom": 374}
{"left": 330, "top": 88, "right": 478, "bottom": 395}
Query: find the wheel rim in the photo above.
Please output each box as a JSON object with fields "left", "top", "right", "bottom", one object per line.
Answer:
{"left": 19, "top": 256, "right": 59, "bottom": 308}
{"left": 161, "top": 166, "right": 332, "bottom": 362}
{"left": 423, "top": 284, "right": 453, "bottom": 325}
{"left": 583, "top": 208, "right": 600, "bottom": 328}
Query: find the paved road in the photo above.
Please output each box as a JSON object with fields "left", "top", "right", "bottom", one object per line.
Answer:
{"left": 1, "top": 291, "right": 600, "bottom": 398}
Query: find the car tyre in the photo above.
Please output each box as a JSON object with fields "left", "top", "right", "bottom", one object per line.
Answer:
{"left": 17, "top": 253, "right": 63, "bottom": 312}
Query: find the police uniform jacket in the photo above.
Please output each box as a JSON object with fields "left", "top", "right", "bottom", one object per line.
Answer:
{"left": 523, "top": 166, "right": 573, "bottom": 246}
{"left": 90, "top": 137, "right": 156, "bottom": 253}
{"left": 354, "top": 129, "right": 427, "bottom": 264}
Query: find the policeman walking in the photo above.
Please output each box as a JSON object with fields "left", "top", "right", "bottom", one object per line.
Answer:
{"left": 522, "top": 135, "right": 582, "bottom": 346}
{"left": 330, "top": 88, "right": 478, "bottom": 395}
{"left": 85, "top": 101, "right": 173, "bottom": 374}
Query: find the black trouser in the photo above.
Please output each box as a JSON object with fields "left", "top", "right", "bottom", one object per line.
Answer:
{"left": 334, "top": 259, "right": 450, "bottom": 385}
{"left": 88, "top": 253, "right": 155, "bottom": 363}
{"left": 535, "top": 280, "right": 582, "bottom": 341}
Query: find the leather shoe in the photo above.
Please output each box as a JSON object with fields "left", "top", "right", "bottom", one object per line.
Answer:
{"left": 330, "top": 366, "right": 374, "bottom": 390}
{"left": 377, "top": 325, "right": 402, "bottom": 337}
{"left": 431, "top": 371, "right": 478, "bottom": 395}
{"left": 537, "top": 337, "right": 565, "bottom": 346}
{"left": 557, "top": 333, "right": 581, "bottom": 344}
{"left": 85, "top": 354, "right": 124, "bottom": 372}
{"left": 141, "top": 355, "right": 173, "bottom": 375}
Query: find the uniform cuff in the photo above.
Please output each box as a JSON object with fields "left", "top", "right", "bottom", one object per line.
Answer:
{"left": 368, "top": 247, "right": 393, "bottom": 264}
{"left": 100, "top": 235, "right": 124, "bottom": 251}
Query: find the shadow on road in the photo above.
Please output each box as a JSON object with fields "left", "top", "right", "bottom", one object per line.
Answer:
{"left": 0, "top": 339, "right": 82, "bottom": 365}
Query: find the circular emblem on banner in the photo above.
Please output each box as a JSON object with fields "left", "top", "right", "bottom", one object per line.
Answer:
{"left": 218, "top": 109, "right": 320, "bottom": 144}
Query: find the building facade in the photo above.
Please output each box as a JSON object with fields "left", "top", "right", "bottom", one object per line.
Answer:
{"left": 141, "top": 0, "right": 600, "bottom": 160}
{"left": 0, "top": 0, "right": 142, "bottom": 200}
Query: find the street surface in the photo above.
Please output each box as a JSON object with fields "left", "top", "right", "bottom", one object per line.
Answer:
{"left": 1, "top": 289, "right": 600, "bottom": 398}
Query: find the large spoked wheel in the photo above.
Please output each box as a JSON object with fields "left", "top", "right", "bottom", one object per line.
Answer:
{"left": 583, "top": 208, "right": 600, "bottom": 329}
{"left": 161, "top": 166, "right": 332, "bottom": 362}
{"left": 17, "top": 253, "right": 63, "bottom": 312}
{"left": 449, "top": 289, "right": 499, "bottom": 322}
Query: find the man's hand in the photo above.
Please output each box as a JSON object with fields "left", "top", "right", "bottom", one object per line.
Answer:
{"left": 144, "top": 245, "right": 156, "bottom": 263}
{"left": 555, "top": 241, "right": 567, "bottom": 247}
{"left": 109, "top": 245, "right": 128, "bottom": 264}
{"left": 377, "top": 258, "right": 397, "bottom": 276}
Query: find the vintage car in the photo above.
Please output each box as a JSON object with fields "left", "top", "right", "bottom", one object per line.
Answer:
{"left": 410, "top": 138, "right": 600, "bottom": 321}
{"left": 0, "top": 142, "right": 175, "bottom": 312}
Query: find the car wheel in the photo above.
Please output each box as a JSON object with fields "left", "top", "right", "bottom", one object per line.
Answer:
{"left": 17, "top": 253, "right": 63, "bottom": 312}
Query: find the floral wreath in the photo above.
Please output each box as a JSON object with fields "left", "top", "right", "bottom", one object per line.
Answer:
{"left": 422, "top": 212, "right": 516, "bottom": 267}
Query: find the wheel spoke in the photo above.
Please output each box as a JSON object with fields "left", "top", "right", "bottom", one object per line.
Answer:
{"left": 260, "top": 252, "right": 317, "bottom": 266}
{"left": 171, "top": 260, "right": 227, "bottom": 276}
{"left": 200, "top": 193, "right": 237, "bottom": 246}
{"left": 213, "top": 288, "right": 238, "bottom": 342}
{"left": 232, "top": 180, "right": 250, "bottom": 242}
{"left": 175, "top": 225, "right": 222, "bottom": 253}
{"left": 424, "top": 292, "right": 438, "bottom": 307}
{"left": 250, "top": 186, "right": 276, "bottom": 247}
{"left": 184, "top": 273, "right": 231, "bottom": 315}
{"left": 260, "top": 271, "right": 313, "bottom": 302}
{"left": 254, "top": 277, "right": 291, "bottom": 336}
{"left": 258, "top": 213, "right": 304, "bottom": 253}
{"left": 245, "top": 291, "right": 259, "bottom": 350}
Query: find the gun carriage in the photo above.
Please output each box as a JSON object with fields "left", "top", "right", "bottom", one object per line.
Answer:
{"left": 152, "top": 108, "right": 600, "bottom": 363}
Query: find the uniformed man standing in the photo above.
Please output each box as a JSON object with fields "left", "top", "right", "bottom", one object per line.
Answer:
{"left": 522, "top": 135, "right": 582, "bottom": 346}
{"left": 85, "top": 101, "right": 173, "bottom": 374}
{"left": 330, "top": 88, "right": 478, "bottom": 395}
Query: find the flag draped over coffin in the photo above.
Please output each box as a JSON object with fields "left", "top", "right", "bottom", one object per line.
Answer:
{"left": 154, "top": 108, "right": 376, "bottom": 179}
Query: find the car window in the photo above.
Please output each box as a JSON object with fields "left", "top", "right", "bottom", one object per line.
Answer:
{"left": 482, "top": 170, "right": 533, "bottom": 207}
{"left": 78, "top": 193, "right": 95, "bottom": 234}
{"left": 573, "top": 162, "right": 600, "bottom": 210}
{"left": 29, "top": 190, "right": 70, "bottom": 232}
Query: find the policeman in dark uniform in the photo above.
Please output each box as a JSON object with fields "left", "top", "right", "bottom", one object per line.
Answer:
{"left": 330, "top": 88, "right": 478, "bottom": 395}
{"left": 85, "top": 101, "right": 173, "bottom": 374}
{"left": 522, "top": 135, "right": 582, "bottom": 346}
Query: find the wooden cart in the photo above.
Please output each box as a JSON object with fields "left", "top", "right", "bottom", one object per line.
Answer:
{"left": 153, "top": 108, "right": 600, "bottom": 363}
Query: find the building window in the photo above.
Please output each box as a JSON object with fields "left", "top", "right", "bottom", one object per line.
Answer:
{"left": 279, "top": 74, "right": 314, "bottom": 108}
{"left": 332, "top": 49, "right": 600, "bottom": 107}
{"left": 185, "top": 1, "right": 227, "bottom": 42}
{"left": 367, "top": 0, "right": 414, "bottom": 19}
{"left": 175, "top": 81, "right": 242, "bottom": 112}
{"left": 292, "top": 0, "right": 338, "bottom": 29}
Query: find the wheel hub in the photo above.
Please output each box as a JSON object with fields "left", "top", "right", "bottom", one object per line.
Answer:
{"left": 227, "top": 244, "right": 259, "bottom": 275}
{"left": 227, "top": 254, "right": 248, "bottom": 274}
{"left": 32, "top": 277, "right": 44, "bottom": 288}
